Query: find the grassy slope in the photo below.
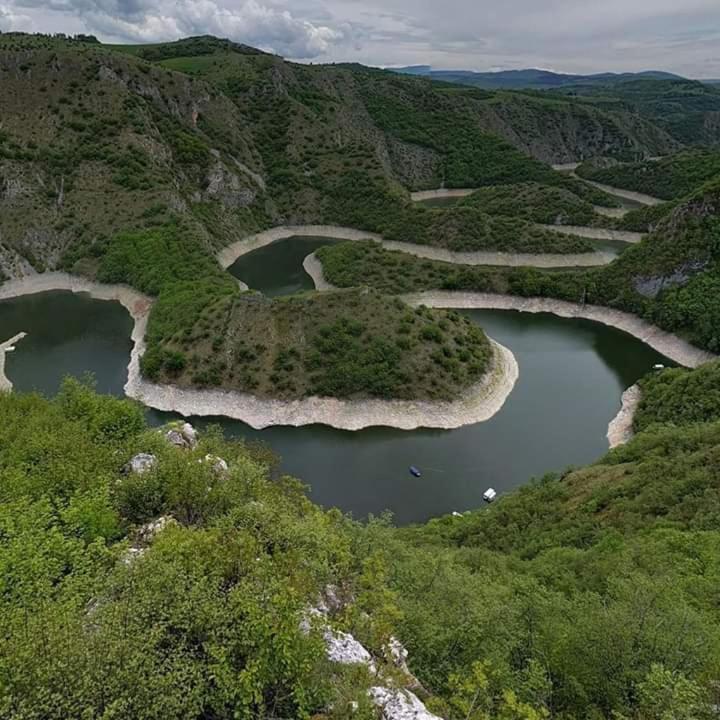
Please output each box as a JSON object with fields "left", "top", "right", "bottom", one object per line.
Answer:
{"left": 319, "top": 180, "right": 720, "bottom": 352}
{"left": 4, "top": 380, "right": 720, "bottom": 719}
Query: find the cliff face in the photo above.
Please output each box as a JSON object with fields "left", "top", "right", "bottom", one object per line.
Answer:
{"left": 0, "top": 34, "right": 685, "bottom": 278}
{"left": 0, "top": 37, "right": 266, "bottom": 278}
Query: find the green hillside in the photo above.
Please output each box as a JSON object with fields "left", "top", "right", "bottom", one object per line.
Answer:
{"left": 4, "top": 30, "right": 720, "bottom": 720}
{"left": 553, "top": 77, "right": 720, "bottom": 145}
{"left": 577, "top": 149, "right": 720, "bottom": 200}
{"left": 319, "top": 179, "right": 720, "bottom": 352}
{"left": 4, "top": 373, "right": 720, "bottom": 718}
{"left": 457, "top": 182, "right": 602, "bottom": 226}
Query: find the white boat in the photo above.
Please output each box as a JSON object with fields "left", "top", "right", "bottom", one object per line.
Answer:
{"left": 483, "top": 488, "right": 497, "bottom": 503}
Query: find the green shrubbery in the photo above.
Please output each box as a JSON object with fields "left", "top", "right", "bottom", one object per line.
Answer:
{"left": 458, "top": 182, "right": 600, "bottom": 226}
{"left": 5, "top": 381, "right": 720, "bottom": 718}
{"left": 577, "top": 149, "right": 720, "bottom": 200}
{"left": 634, "top": 362, "right": 720, "bottom": 432}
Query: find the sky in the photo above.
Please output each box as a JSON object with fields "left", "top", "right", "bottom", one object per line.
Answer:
{"left": 0, "top": 0, "right": 719, "bottom": 78}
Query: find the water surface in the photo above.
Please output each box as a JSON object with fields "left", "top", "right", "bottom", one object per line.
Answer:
{"left": 0, "top": 290, "right": 669, "bottom": 524}
{"left": 229, "top": 236, "right": 342, "bottom": 296}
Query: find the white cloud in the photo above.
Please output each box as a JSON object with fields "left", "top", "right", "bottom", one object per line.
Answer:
{"left": 0, "top": 2, "right": 33, "bottom": 31}
{"left": 2, "top": 0, "right": 720, "bottom": 76}
{"left": 11, "top": 0, "right": 346, "bottom": 57}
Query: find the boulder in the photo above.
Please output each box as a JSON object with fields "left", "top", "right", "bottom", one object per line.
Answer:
{"left": 123, "top": 453, "right": 157, "bottom": 475}
{"left": 164, "top": 422, "right": 198, "bottom": 449}
{"left": 324, "top": 629, "right": 375, "bottom": 669}
{"left": 370, "top": 687, "right": 443, "bottom": 720}
{"left": 134, "top": 515, "right": 176, "bottom": 545}
{"left": 204, "top": 454, "right": 229, "bottom": 475}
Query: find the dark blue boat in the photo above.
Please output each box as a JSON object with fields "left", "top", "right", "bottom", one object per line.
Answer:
{"left": 409, "top": 466, "right": 422, "bottom": 478}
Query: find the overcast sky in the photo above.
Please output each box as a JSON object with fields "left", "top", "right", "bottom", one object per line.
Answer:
{"left": 1, "top": 0, "right": 718, "bottom": 77}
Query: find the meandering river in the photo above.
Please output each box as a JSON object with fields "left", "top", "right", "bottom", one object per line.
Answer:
{"left": 1, "top": 273, "right": 670, "bottom": 523}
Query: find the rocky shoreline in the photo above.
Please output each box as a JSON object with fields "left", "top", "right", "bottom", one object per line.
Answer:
{"left": 0, "top": 332, "right": 27, "bottom": 392}
{"left": 580, "top": 179, "right": 663, "bottom": 207}
{"left": 0, "top": 272, "right": 519, "bottom": 432}
{"left": 607, "top": 384, "right": 641, "bottom": 449}
{"left": 220, "top": 224, "right": 616, "bottom": 271}
{"left": 409, "top": 188, "right": 475, "bottom": 202}
{"left": 399, "top": 291, "right": 715, "bottom": 368}
{"left": 130, "top": 339, "right": 519, "bottom": 431}
{"left": 539, "top": 224, "right": 644, "bottom": 244}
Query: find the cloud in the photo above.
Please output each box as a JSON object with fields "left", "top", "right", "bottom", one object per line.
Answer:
{"left": 11, "top": 0, "right": 346, "bottom": 57}
{"left": 0, "top": 2, "right": 33, "bottom": 30}
{"left": 2, "top": 0, "right": 720, "bottom": 76}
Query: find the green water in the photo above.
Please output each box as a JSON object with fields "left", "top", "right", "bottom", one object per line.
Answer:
{"left": 1, "top": 291, "right": 133, "bottom": 397}
{"left": 228, "top": 236, "right": 342, "bottom": 296}
{"left": 0, "top": 289, "right": 670, "bottom": 524}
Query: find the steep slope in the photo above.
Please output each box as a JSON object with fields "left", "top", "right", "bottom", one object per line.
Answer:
{"left": 577, "top": 149, "right": 720, "bottom": 200}
{"left": 5, "top": 378, "right": 720, "bottom": 719}
{"left": 554, "top": 77, "right": 720, "bottom": 145}
{"left": 0, "top": 34, "right": 269, "bottom": 279}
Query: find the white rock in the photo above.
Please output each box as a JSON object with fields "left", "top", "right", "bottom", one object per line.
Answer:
{"left": 135, "top": 515, "right": 175, "bottom": 545}
{"left": 386, "top": 637, "right": 410, "bottom": 670}
{"left": 122, "top": 546, "right": 146, "bottom": 565}
{"left": 165, "top": 422, "right": 199, "bottom": 450}
{"left": 204, "top": 454, "right": 229, "bottom": 474}
{"left": 165, "top": 429, "right": 186, "bottom": 448}
{"left": 181, "top": 422, "right": 198, "bottom": 448}
{"left": 370, "top": 687, "right": 443, "bottom": 720}
{"left": 124, "top": 453, "right": 157, "bottom": 475}
{"left": 324, "top": 629, "right": 375, "bottom": 669}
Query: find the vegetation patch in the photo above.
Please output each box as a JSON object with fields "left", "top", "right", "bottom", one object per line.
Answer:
{"left": 577, "top": 149, "right": 720, "bottom": 200}
{"left": 457, "top": 182, "right": 602, "bottom": 226}
{"left": 147, "top": 286, "right": 493, "bottom": 401}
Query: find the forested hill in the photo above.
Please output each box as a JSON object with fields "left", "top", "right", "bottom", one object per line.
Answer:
{"left": 0, "top": 32, "right": 677, "bottom": 278}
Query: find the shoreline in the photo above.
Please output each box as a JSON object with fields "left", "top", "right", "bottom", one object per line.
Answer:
{"left": 0, "top": 332, "right": 28, "bottom": 392}
{"left": 3, "top": 269, "right": 714, "bottom": 434}
{"left": 409, "top": 188, "right": 476, "bottom": 202}
{"left": 304, "top": 254, "right": 714, "bottom": 445}
{"left": 220, "top": 225, "right": 616, "bottom": 271}
{"left": 607, "top": 384, "right": 641, "bottom": 449}
{"left": 0, "top": 272, "right": 519, "bottom": 432}
{"left": 538, "top": 224, "right": 644, "bottom": 244}
{"left": 398, "top": 291, "right": 715, "bottom": 368}
{"left": 579, "top": 179, "right": 663, "bottom": 207}
{"left": 129, "top": 339, "right": 519, "bottom": 431}
{"left": 0, "top": 272, "right": 154, "bottom": 402}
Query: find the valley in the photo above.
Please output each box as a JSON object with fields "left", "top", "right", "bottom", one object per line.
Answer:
{"left": 2, "top": 29, "right": 720, "bottom": 720}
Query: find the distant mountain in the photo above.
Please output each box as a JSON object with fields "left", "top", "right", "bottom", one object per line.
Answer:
{"left": 391, "top": 66, "right": 686, "bottom": 90}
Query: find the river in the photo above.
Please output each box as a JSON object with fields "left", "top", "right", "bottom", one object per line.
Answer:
{"left": 1, "top": 275, "right": 670, "bottom": 523}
